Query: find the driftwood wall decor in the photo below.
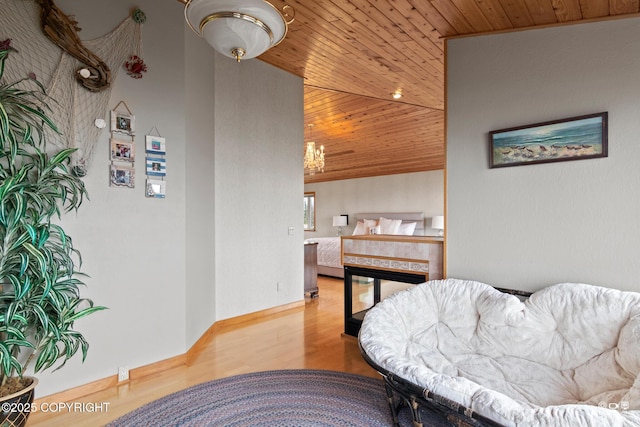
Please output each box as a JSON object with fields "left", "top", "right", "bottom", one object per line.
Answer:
{"left": 1, "top": 0, "right": 145, "bottom": 173}
{"left": 35, "top": 0, "right": 111, "bottom": 92}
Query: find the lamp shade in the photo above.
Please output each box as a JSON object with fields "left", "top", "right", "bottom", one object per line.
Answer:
{"left": 431, "top": 216, "right": 444, "bottom": 230}
{"left": 333, "top": 215, "right": 348, "bottom": 227}
{"left": 183, "top": 0, "right": 290, "bottom": 61}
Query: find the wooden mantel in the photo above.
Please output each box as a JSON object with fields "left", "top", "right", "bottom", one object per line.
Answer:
{"left": 341, "top": 235, "right": 443, "bottom": 281}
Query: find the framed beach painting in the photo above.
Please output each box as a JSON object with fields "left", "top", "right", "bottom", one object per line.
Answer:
{"left": 489, "top": 112, "right": 608, "bottom": 168}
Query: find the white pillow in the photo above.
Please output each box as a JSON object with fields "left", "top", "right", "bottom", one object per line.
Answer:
{"left": 398, "top": 221, "right": 417, "bottom": 235}
{"left": 352, "top": 219, "right": 378, "bottom": 235}
{"left": 352, "top": 221, "right": 366, "bottom": 235}
{"left": 378, "top": 217, "right": 402, "bottom": 235}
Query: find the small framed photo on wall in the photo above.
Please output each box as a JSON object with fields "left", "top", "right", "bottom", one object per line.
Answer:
{"left": 110, "top": 138, "right": 135, "bottom": 163}
{"left": 110, "top": 164, "right": 135, "bottom": 188}
{"left": 146, "top": 178, "right": 166, "bottom": 198}
{"left": 146, "top": 157, "right": 166, "bottom": 176}
{"left": 110, "top": 110, "right": 135, "bottom": 135}
{"left": 145, "top": 135, "right": 166, "bottom": 154}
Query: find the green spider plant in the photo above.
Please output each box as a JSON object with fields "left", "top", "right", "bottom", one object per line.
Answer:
{"left": 0, "top": 40, "right": 106, "bottom": 390}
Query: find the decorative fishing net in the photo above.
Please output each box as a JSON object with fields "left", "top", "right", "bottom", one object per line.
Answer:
{"left": 0, "top": 0, "right": 143, "bottom": 174}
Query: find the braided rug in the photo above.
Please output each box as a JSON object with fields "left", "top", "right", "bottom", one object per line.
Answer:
{"left": 107, "top": 369, "right": 453, "bottom": 426}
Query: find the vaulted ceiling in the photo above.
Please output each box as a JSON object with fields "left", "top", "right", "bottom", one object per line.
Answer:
{"left": 257, "top": 0, "right": 640, "bottom": 183}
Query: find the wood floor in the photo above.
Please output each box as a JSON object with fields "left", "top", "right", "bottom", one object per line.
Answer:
{"left": 27, "top": 276, "right": 379, "bottom": 426}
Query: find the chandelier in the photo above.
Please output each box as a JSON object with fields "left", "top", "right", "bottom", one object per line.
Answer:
{"left": 178, "top": 0, "right": 295, "bottom": 62}
{"left": 304, "top": 124, "right": 325, "bottom": 175}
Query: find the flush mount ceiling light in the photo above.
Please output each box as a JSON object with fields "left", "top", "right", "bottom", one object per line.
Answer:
{"left": 178, "top": 0, "right": 295, "bottom": 62}
{"left": 392, "top": 90, "right": 403, "bottom": 99}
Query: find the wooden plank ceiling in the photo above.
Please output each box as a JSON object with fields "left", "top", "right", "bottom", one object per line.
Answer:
{"left": 258, "top": 0, "right": 640, "bottom": 183}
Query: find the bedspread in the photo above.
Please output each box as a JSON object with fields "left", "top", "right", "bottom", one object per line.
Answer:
{"left": 305, "top": 237, "right": 342, "bottom": 269}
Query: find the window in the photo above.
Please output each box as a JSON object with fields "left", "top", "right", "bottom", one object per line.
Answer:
{"left": 304, "top": 192, "right": 316, "bottom": 231}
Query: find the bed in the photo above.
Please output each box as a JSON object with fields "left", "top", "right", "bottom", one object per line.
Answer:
{"left": 306, "top": 212, "right": 427, "bottom": 279}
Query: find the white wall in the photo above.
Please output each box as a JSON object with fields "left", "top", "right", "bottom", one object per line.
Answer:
{"left": 447, "top": 18, "right": 640, "bottom": 293}
{"left": 184, "top": 27, "right": 216, "bottom": 346}
{"left": 4, "top": 0, "right": 303, "bottom": 397}
{"left": 304, "top": 170, "right": 444, "bottom": 237}
{"left": 31, "top": 0, "right": 188, "bottom": 397}
{"left": 214, "top": 57, "right": 304, "bottom": 319}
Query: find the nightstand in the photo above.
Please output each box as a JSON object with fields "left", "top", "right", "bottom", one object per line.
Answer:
{"left": 304, "top": 242, "right": 319, "bottom": 298}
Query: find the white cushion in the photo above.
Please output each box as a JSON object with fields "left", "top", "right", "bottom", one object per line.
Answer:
{"left": 352, "top": 219, "right": 377, "bottom": 235}
{"left": 359, "top": 279, "right": 640, "bottom": 427}
{"left": 397, "top": 221, "right": 417, "bottom": 235}
{"left": 352, "top": 221, "right": 365, "bottom": 235}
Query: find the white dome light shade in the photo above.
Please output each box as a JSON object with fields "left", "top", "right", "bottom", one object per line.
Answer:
{"left": 183, "top": 0, "right": 291, "bottom": 61}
